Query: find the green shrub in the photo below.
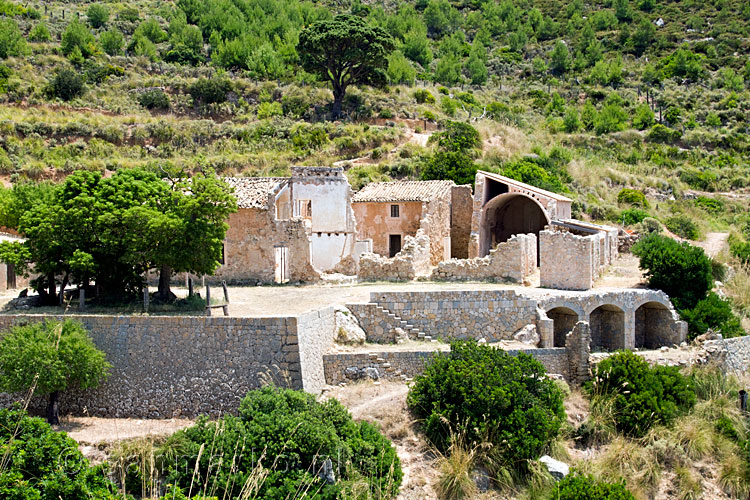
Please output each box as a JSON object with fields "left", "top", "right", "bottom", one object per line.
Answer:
{"left": 421, "top": 151, "right": 477, "bottom": 186}
{"left": 61, "top": 20, "right": 97, "bottom": 59}
{"left": 632, "top": 103, "right": 655, "bottom": 130}
{"left": 28, "top": 22, "right": 51, "bottom": 42}
{"left": 0, "top": 18, "right": 27, "bottom": 58}
{"left": 100, "top": 28, "right": 124, "bottom": 56}
{"left": 257, "top": 101, "right": 283, "bottom": 119}
{"left": 137, "top": 89, "right": 170, "bottom": 110}
{"left": 500, "top": 159, "right": 567, "bottom": 194}
{"left": 680, "top": 292, "right": 744, "bottom": 339}
{"left": 47, "top": 68, "right": 86, "bottom": 101}
{"left": 281, "top": 88, "right": 312, "bottom": 118}
{"left": 647, "top": 123, "right": 682, "bottom": 144}
{"left": 407, "top": 340, "right": 565, "bottom": 467}
{"left": 730, "top": 239, "right": 750, "bottom": 264}
{"left": 550, "top": 473, "right": 636, "bottom": 500}
{"left": 87, "top": 4, "right": 109, "bottom": 29}
{"left": 588, "top": 351, "right": 696, "bottom": 437}
{"left": 432, "top": 120, "right": 481, "bottom": 152}
{"left": 620, "top": 207, "right": 649, "bottom": 225}
{"left": 413, "top": 88, "right": 435, "bottom": 104}
{"left": 188, "top": 78, "right": 232, "bottom": 104}
{"left": 632, "top": 233, "right": 712, "bottom": 309}
{"left": 638, "top": 217, "right": 663, "bottom": 234}
{"left": 617, "top": 188, "right": 649, "bottom": 208}
{"left": 665, "top": 214, "right": 700, "bottom": 240}
{"left": 0, "top": 406, "right": 122, "bottom": 499}
{"left": 694, "top": 196, "right": 723, "bottom": 213}
{"left": 162, "top": 387, "right": 402, "bottom": 499}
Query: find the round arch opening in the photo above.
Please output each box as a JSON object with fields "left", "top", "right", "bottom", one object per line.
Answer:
{"left": 480, "top": 193, "right": 549, "bottom": 259}
{"left": 635, "top": 301, "right": 672, "bottom": 349}
{"left": 547, "top": 307, "right": 579, "bottom": 347}
{"left": 589, "top": 304, "right": 625, "bottom": 352}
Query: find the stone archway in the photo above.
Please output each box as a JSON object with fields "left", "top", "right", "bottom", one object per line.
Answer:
{"left": 479, "top": 193, "right": 549, "bottom": 259}
{"left": 635, "top": 301, "right": 674, "bottom": 349}
{"left": 547, "top": 307, "right": 579, "bottom": 347}
{"left": 589, "top": 304, "right": 625, "bottom": 352}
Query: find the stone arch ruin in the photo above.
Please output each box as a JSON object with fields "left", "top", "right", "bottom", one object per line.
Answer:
{"left": 546, "top": 306, "right": 580, "bottom": 347}
{"left": 635, "top": 301, "right": 677, "bottom": 349}
{"left": 589, "top": 304, "right": 626, "bottom": 352}
{"left": 480, "top": 193, "right": 549, "bottom": 259}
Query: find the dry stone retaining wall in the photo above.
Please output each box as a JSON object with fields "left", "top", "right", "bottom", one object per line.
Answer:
{"left": 702, "top": 335, "right": 750, "bottom": 373}
{"left": 432, "top": 234, "right": 536, "bottom": 283}
{"left": 0, "top": 310, "right": 336, "bottom": 418}
{"left": 540, "top": 229, "right": 596, "bottom": 290}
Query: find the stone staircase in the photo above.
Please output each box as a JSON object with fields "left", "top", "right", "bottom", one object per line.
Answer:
{"left": 365, "top": 352, "right": 413, "bottom": 382}
{"left": 346, "top": 302, "right": 436, "bottom": 344}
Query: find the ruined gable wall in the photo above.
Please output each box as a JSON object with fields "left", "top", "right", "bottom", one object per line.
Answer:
{"left": 431, "top": 234, "right": 536, "bottom": 283}
{"left": 358, "top": 228, "right": 431, "bottom": 281}
{"left": 539, "top": 229, "right": 595, "bottom": 290}
{"left": 421, "top": 195, "right": 452, "bottom": 265}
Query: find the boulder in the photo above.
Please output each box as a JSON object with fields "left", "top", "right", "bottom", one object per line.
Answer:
{"left": 335, "top": 306, "right": 366, "bottom": 345}
{"left": 513, "top": 324, "right": 540, "bottom": 346}
{"left": 540, "top": 455, "right": 569, "bottom": 481}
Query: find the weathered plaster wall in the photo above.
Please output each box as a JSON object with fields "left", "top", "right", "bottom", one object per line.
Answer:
{"left": 431, "top": 234, "right": 536, "bottom": 283}
{"left": 352, "top": 201, "right": 423, "bottom": 257}
{"left": 450, "top": 185, "right": 473, "bottom": 259}
{"left": 0, "top": 310, "right": 336, "bottom": 418}
{"left": 215, "top": 207, "right": 319, "bottom": 284}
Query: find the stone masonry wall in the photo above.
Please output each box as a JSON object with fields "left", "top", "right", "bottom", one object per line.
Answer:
{"left": 422, "top": 196, "right": 452, "bottom": 265}
{"left": 431, "top": 234, "right": 536, "bottom": 284}
{"left": 540, "top": 229, "right": 595, "bottom": 290}
{"left": 323, "top": 347, "right": 570, "bottom": 384}
{"left": 450, "top": 185, "right": 473, "bottom": 259}
{"left": 703, "top": 335, "right": 750, "bottom": 373}
{"left": 0, "top": 310, "right": 335, "bottom": 418}
{"left": 366, "top": 290, "right": 539, "bottom": 342}
{"left": 358, "top": 228, "right": 432, "bottom": 281}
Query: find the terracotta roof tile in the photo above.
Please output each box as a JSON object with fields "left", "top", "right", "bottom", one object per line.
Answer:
{"left": 352, "top": 180, "right": 455, "bottom": 203}
{"left": 224, "top": 177, "right": 287, "bottom": 209}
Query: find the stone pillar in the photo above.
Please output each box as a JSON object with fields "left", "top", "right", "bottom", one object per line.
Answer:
{"left": 565, "top": 321, "right": 591, "bottom": 385}
{"left": 624, "top": 312, "right": 635, "bottom": 350}
{"left": 536, "top": 308, "right": 554, "bottom": 348}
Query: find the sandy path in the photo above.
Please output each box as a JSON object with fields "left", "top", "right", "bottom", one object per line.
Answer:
{"left": 697, "top": 232, "right": 729, "bottom": 258}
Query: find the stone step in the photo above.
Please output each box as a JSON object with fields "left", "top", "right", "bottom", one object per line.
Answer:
{"left": 376, "top": 357, "right": 385, "bottom": 362}
{"left": 417, "top": 332, "right": 425, "bottom": 338}
{"left": 381, "top": 362, "right": 391, "bottom": 368}
{"left": 368, "top": 353, "right": 378, "bottom": 359}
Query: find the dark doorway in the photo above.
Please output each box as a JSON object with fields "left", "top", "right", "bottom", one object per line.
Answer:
{"left": 389, "top": 234, "right": 402, "bottom": 257}
{"left": 6, "top": 263, "right": 15, "bottom": 289}
{"left": 480, "top": 192, "right": 548, "bottom": 262}
{"left": 547, "top": 307, "right": 579, "bottom": 347}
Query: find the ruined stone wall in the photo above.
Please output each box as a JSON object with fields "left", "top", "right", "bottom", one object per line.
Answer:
{"left": 702, "top": 335, "right": 750, "bottom": 373}
{"left": 352, "top": 201, "right": 423, "bottom": 257}
{"left": 366, "top": 290, "right": 539, "bottom": 341}
{"left": 323, "top": 347, "right": 570, "bottom": 384}
{"left": 0, "top": 310, "right": 335, "bottom": 418}
{"left": 358, "top": 229, "right": 431, "bottom": 281}
{"left": 214, "top": 207, "right": 319, "bottom": 284}
{"left": 540, "top": 229, "right": 595, "bottom": 290}
{"left": 450, "top": 185, "right": 473, "bottom": 259}
{"left": 431, "top": 234, "right": 536, "bottom": 283}
{"left": 421, "top": 196, "right": 452, "bottom": 265}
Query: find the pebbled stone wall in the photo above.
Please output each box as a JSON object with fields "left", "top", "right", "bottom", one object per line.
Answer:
{"left": 0, "top": 310, "right": 336, "bottom": 418}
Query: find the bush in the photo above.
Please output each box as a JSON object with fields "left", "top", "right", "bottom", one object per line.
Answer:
{"left": 188, "top": 78, "right": 232, "bottom": 104}
{"left": 257, "top": 101, "right": 283, "bottom": 119}
{"left": 137, "top": 88, "right": 170, "bottom": 110}
{"left": 588, "top": 350, "right": 696, "bottom": 437}
{"left": 407, "top": 340, "right": 565, "bottom": 467}
{"left": 632, "top": 233, "right": 712, "bottom": 309}
{"left": 47, "top": 68, "right": 86, "bottom": 101}
{"left": 730, "top": 239, "right": 750, "bottom": 264}
{"left": 0, "top": 18, "right": 27, "bottom": 58}
{"left": 500, "top": 159, "right": 567, "bottom": 194}
{"left": 695, "top": 196, "right": 723, "bottom": 213}
{"left": 61, "top": 20, "right": 97, "bottom": 59}
{"left": 162, "top": 387, "right": 402, "bottom": 499}
{"left": 28, "top": 22, "right": 51, "bottom": 42}
{"left": 550, "top": 473, "right": 636, "bottom": 500}
{"left": 413, "top": 88, "right": 435, "bottom": 104}
{"left": 0, "top": 406, "right": 122, "bottom": 499}
{"left": 100, "top": 28, "right": 124, "bottom": 56}
{"left": 680, "top": 292, "right": 744, "bottom": 339}
{"left": 617, "top": 188, "right": 649, "bottom": 208}
{"left": 620, "top": 207, "right": 649, "bottom": 225}
{"left": 665, "top": 214, "right": 700, "bottom": 240}
{"left": 432, "top": 120, "right": 481, "bottom": 152}
{"left": 421, "top": 150, "right": 477, "bottom": 186}
{"left": 87, "top": 4, "right": 109, "bottom": 29}
{"left": 647, "top": 123, "right": 682, "bottom": 144}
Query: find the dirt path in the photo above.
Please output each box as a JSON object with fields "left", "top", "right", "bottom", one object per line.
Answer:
{"left": 697, "top": 232, "right": 729, "bottom": 258}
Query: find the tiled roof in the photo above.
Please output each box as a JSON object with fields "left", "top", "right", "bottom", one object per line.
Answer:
{"left": 352, "top": 180, "right": 455, "bottom": 203}
{"left": 224, "top": 177, "right": 287, "bottom": 209}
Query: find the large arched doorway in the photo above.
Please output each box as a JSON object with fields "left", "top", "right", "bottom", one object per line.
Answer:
{"left": 589, "top": 304, "right": 625, "bottom": 352}
{"left": 547, "top": 307, "right": 579, "bottom": 347}
{"left": 635, "top": 302, "right": 673, "bottom": 349}
{"left": 479, "top": 193, "right": 549, "bottom": 259}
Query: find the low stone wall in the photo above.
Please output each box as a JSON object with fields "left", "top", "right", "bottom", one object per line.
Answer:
{"left": 431, "top": 234, "right": 536, "bottom": 284}
{"left": 346, "top": 303, "right": 402, "bottom": 343}
{"left": 358, "top": 228, "right": 431, "bottom": 281}
{"left": 703, "top": 335, "right": 750, "bottom": 373}
{"left": 540, "top": 229, "right": 595, "bottom": 290}
{"left": 323, "top": 347, "right": 570, "bottom": 384}
{"left": 0, "top": 310, "right": 335, "bottom": 418}
{"left": 365, "top": 290, "right": 540, "bottom": 342}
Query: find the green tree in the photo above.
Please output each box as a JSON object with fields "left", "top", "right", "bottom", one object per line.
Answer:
{"left": 550, "top": 40, "right": 571, "bottom": 75}
{"left": 423, "top": 0, "right": 461, "bottom": 37}
{"left": 387, "top": 50, "right": 416, "bottom": 84}
{"left": 87, "top": 4, "right": 110, "bottom": 29}
{"left": 403, "top": 27, "right": 433, "bottom": 67}
{"left": 0, "top": 320, "right": 110, "bottom": 424}
{"left": 0, "top": 18, "right": 27, "bottom": 58}
{"left": 28, "top": 21, "right": 51, "bottom": 42}
{"left": 632, "top": 233, "right": 713, "bottom": 309}
{"left": 47, "top": 68, "right": 86, "bottom": 100}
{"left": 465, "top": 43, "right": 488, "bottom": 85}
{"left": 435, "top": 54, "right": 462, "bottom": 85}
{"left": 614, "top": 0, "right": 633, "bottom": 22}
{"left": 134, "top": 18, "right": 167, "bottom": 44}
{"left": 61, "top": 20, "right": 97, "bottom": 59}
{"left": 563, "top": 106, "right": 581, "bottom": 132}
{"left": 100, "top": 28, "right": 124, "bottom": 56}
{"left": 298, "top": 14, "right": 394, "bottom": 118}
{"left": 422, "top": 151, "right": 477, "bottom": 185}
{"left": 164, "top": 24, "right": 203, "bottom": 64}
{"left": 631, "top": 17, "right": 655, "bottom": 55}
{"left": 632, "top": 102, "right": 655, "bottom": 129}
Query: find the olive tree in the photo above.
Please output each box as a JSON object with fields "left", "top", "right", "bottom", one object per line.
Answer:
{"left": 0, "top": 319, "right": 111, "bottom": 424}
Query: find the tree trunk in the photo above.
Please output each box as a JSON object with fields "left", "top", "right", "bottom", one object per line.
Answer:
{"left": 46, "top": 272, "right": 56, "bottom": 306}
{"left": 332, "top": 86, "right": 345, "bottom": 119}
{"left": 157, "top": 263, "right": 173, "bottom": 301}
{"left": 46, "top": 391, "right": 60, "bottom": 425}
{"left": 58, "top": 273, "right": 68, "bottom": 306}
